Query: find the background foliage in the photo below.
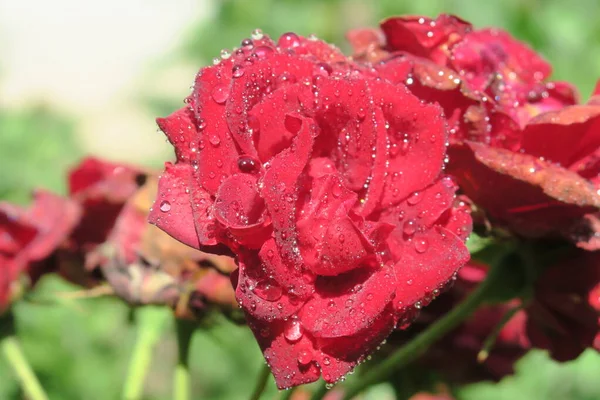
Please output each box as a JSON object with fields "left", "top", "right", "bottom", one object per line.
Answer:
{"left": 1, "top": 0, "right": 600, "bottom": 398}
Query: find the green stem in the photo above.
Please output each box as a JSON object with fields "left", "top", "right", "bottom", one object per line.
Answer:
{"left": 122, "top": 306, "right": 169, "bottom": 400}
{"left": 1, "top": 330, "right": 49, "bottom": 400}
{"left": 174, "top": 319, "right": 195, "bottom": 400}
{"left": 335, "top": 260, "right": 505, "bottom": 400}
{"left": 477, "top": 305, "right": 521, "bottom": 363}
{"left": 249, "top": 364, "right": 271, "bottom": 400}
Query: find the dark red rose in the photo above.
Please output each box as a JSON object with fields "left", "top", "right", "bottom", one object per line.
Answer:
{"left": 56, "top": 157, "right": 146, "bottom": 285}
{"left": 348, "top": 14, "right": 600, "bottom": 243}
{"left": 519, "top": 251, "right": 600, "bottom": 361}
{"left": 448, "top": 99, "right": 600, "bottom": 243}
{"left": 68, "top": 157, "right": 145, "bottom": 250}
{"left": 150, "top": 31, "right": 471, "bottom": 388}
{"left": 0, "top": 191, "right": 80, "bottom": 312}
{"left": 349, "top": 14, "right": 577, "bottom": 130}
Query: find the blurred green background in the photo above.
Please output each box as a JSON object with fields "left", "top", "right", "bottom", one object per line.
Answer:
{"left": 1, "top": 0, "right": 600, "bottom": 399}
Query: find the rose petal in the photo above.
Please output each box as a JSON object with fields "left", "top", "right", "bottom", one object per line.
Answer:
{"left": 149, "top": 162, "right": 202, "bottom": 249}
{"left": 299, "top": 265, "right": 396, "bottom": 338}
{"left": 372, "top": 81, "right": 448, "bottom": 207}
{"left": 449, "top": 142, "right": 600, "bottom": 237}
{"left": 521, "top": 105, "right": 600, "bottom": 167}
{"left": 246, "top": 316, "right": 321, "bottom": 389}
{"left": 156, "top": 107, "right": 198, "bottom": 162}
{"left": 190, "top": 66, "right": 240, "bottom": 195}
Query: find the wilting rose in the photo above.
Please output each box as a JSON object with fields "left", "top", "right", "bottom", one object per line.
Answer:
{"left": 150, "top": 30, "right": 471, "bottom": 388}
{"left": 56, "top": 157, "right": 146, "bottom": 286}
{"left": 96, "top": 175, "right": 238, "bottom": 317}
{"left": 0, "top": 191, "right": 80, "bottom": 312}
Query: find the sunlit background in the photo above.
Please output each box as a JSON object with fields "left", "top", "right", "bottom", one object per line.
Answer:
{"left": 2, "top": 0, "right": 600, "bottom": 399}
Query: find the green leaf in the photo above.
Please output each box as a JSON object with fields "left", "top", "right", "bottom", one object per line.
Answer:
{"left": 458, "top": 350, "right": 600, "bottom": 400}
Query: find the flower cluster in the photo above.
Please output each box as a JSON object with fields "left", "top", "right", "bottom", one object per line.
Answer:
{"left": 0, "top": 158, "right": 237, "bottom": 319}
{"left": 2, "top": 12, "right": 600, "bottom": 396}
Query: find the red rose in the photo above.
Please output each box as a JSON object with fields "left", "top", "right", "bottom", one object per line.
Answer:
{"left": 520, "top": 251, "right": 600, "bottom": 361}
{"left": 448, "top": 91, "right": 600, "bottom": 243}
{"left": 150, "top": 31, "right": 471, "bottom": 388}
{"left": 349, "top": 14, "right": 577, "bottom": 130}
{"left": 0, "top": 191, "right": 80, "bottom": 312}
{"left": 349, "top": 15, "right": 600, "bottom": 243}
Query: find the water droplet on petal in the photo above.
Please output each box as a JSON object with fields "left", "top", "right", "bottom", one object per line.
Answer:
{"left": 238, "top": 156, "right": 259, "bottom": 173}
{"left": 407, "top": 191, "right": 422, "bottom": 205}
{"left": 298, "top": 350, "right": 312, "bottom": 365}
{"left": 159, "top": 200, "right": 171, "bottom": 212}
{"left": 284, "top": 319, "right": 303, "bottom": 342}
{"left": 253, "top": 45, "right": 274, "bottom": 59}
{"left": 403, "top": 219, "right": 417, "bottom": 236}
{"left": 414, "top": 238, "right": 429, "bottom": 253}
{"left": 232, "top": 65, "right": 245, "bottom": 78}
{"left": 278, "top": 32, "right": 301, "bottom": 48}
{"left": 209, "top": 135, "right": 221, "bottom": 147}
{"left": 251, "top": 29, "right": 264, "bottom": 40}
{"left": 211, "top": 84, "right": 230, "bottom": 104}
{"left": 241, "top": 38, "right": 253, "bottom": 49}
{"left": 315, "top": 63, "right": 332, "bottom": 76}
{"left": 253, "top": 281, "right": 283, "bottom": 302}
{"left": 220, "top": 49, "right": 231, "bottom": 59}
{"left": 331, "top": 183, "right": 343, "bottom": 198}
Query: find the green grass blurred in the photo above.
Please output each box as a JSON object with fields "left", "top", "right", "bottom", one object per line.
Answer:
{"left": 2, "top": 0, "right": 600, "bottom": 399}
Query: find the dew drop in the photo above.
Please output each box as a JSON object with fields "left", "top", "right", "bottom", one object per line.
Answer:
{"left": 298, "top": 350, "right": 312, "bottom": 365}
{"left": 315, "top": 62, "right": 332, "bottom": 76}
{"left": 220, "top": 49, "right": 231, "bottom": 59}
{"left": 284, "top": 319, "right": 303, "bottom": 342}
{"left": 251, "top": 29, "right": 264, "bottom": 40}
{"left": 331, "top": 183, "right": 343, "bottom": 198}
{"left": 209, "top": 135, "right": 221, "bottom": 147}
{"left": 159, "top": 200, "right": 171, "bottom": 212}
{"left": 241, "top": 38, "right": 253, "bottom": 49}
{"left": 211, "top": 84, "right": 230, "bottom": 104}
{"left": 407, "top": 191, "right": 422, "bottom": 205}
{"left": 238, "top": 156, "right": 259, "bottom": 173}
{"left": 403, "top": 219, "right": 417, "bottom": 236}
{"left": 253, "top": 281, "right": 283, "bottom": 302}
{"left": 253, "top": 45, "right": 274, "bottom": 59}
{"left": 278, "top": 32, "right": 301, "bottom": 48}
{"left": 232, "top": 65, "right": 245, "bottom": 78}
{"left": 414, "top": 238, "right": 429, "bottom": 253}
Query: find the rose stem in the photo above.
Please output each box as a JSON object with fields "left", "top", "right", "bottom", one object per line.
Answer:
{"left": 1, "top": 311, "right": 49, "bottom": 400}
{"left": 249, "top": 363, "right": 272, "bottom": 400}
{"left": 310, "top": 254, "right": 506, "bottom": 400}
{"left": 174, "top": 319, "right": 196, "bottom": 400}
{"left": 122, "top": 306, "right": 169, "bottom": 400}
